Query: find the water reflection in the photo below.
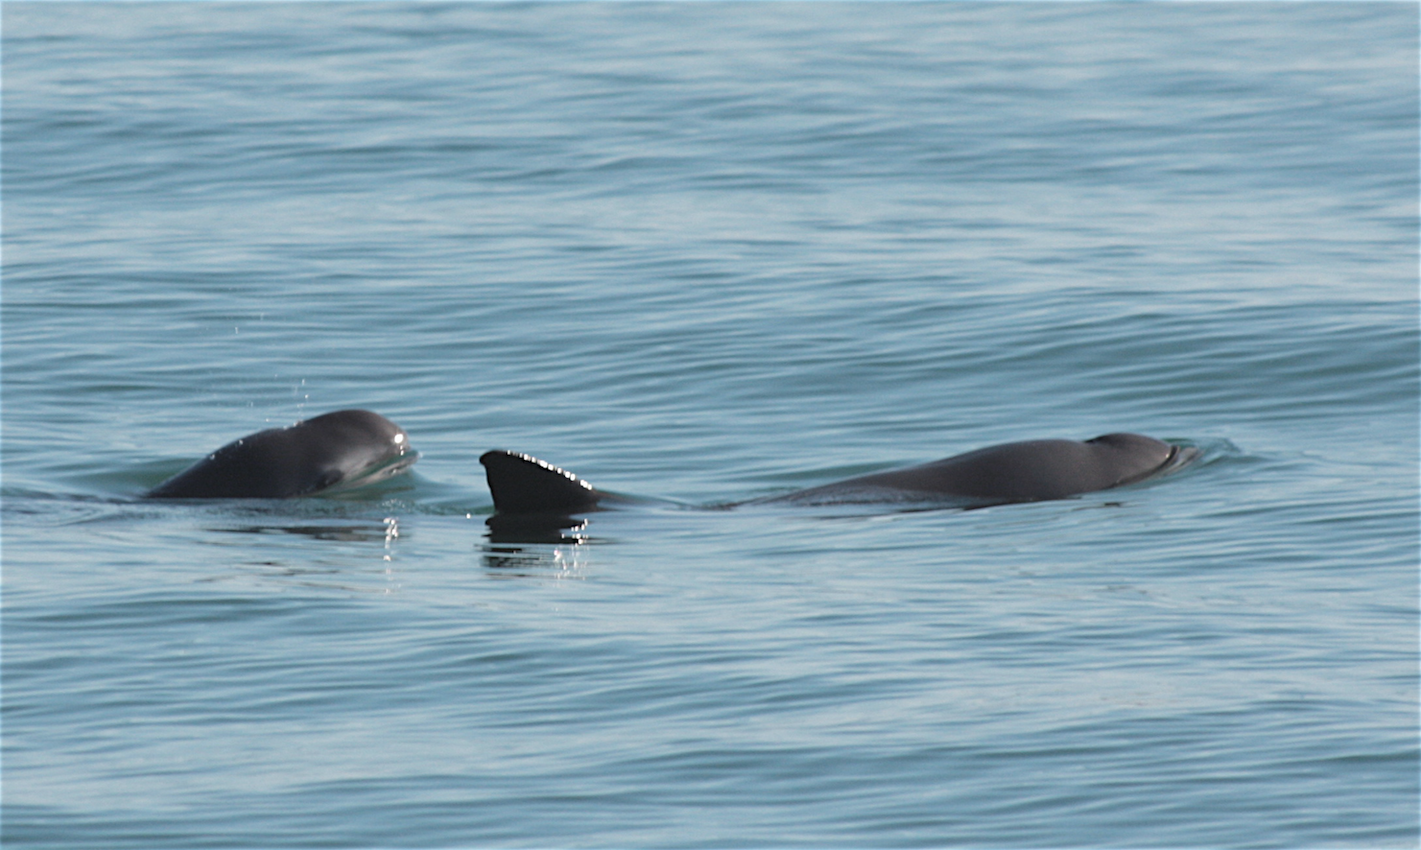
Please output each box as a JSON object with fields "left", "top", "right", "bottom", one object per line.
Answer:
{"left": 481, "top": 514, "right": 590, "bottom": 577}
{"left": 484, "top": 513, "right": 588, "bottom": 544}
{"left": 207, "top": 519, "right": 395, "bottom": 543}
{"left": 194, "top": 516, "right": 405, "bottom": 594}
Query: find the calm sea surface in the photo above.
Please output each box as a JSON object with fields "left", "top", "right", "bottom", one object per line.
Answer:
{"left": 3, "top": 3, "right": 1417, "bottom": 847}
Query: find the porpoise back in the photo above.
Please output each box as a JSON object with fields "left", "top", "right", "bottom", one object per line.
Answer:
{"left": 480, "top": 433, "right": 1191, "bottom": 515}
{"left": 767, "top": 433, "right": 1181, "bottom": 506}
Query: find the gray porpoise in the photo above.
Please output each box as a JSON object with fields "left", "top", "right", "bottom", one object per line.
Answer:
{"left": 479, "top": 433, "right": 1192, "bottom": 515}
{"left": 146, "top": 409, "right": 417, "bottom": 499}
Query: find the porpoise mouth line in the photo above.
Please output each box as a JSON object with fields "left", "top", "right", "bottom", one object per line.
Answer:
{"left": 319, "top": 450, "right": 421, "bottom": 495}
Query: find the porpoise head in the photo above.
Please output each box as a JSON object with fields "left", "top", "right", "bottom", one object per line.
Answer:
{"left": 146, "top": 409, "right": 417, "bottom": 499}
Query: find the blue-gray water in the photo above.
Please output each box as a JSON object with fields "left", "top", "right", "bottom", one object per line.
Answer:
{"left": 3, "top": 3, "right": 1417, "bottom": 847}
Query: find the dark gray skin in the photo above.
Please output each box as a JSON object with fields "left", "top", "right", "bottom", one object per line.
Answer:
{"left": 765, "top": 433, "right": 1186, "bottom": 506}
{"left": 146, "top": 409, "right": 417, "bottom": 499}
{"left": 480, "top": 433, "right": 1193, "bottom": 516}
{"left": 478, "top": 450, "right": 612, "bottom": 515}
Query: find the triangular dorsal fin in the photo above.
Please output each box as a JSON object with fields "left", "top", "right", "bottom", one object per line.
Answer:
{"left": 479, "top": 450, "right": 603, "bottom": 514}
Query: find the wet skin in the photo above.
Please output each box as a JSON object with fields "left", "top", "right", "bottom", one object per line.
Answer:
{"left": 479, "top": 432, "right": 1194, "bottom": 516}
{"left": 146, "top": 409, "right": 417, "bottom": 499}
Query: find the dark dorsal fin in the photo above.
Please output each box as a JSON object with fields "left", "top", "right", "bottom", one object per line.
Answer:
{"left": 479, "top": 450, "right": 603, "bottom": 515}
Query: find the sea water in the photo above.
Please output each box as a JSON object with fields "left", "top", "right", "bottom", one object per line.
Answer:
{"left": 3, "top": 3, "right": 1417, "bottom": 847}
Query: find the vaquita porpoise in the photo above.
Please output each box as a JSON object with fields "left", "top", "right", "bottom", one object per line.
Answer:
{"left": 479, "top": 434, "right": 1198, "bottom": 515}
{"left": 146, "top": 409, "right": 417, "bottom": 499}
